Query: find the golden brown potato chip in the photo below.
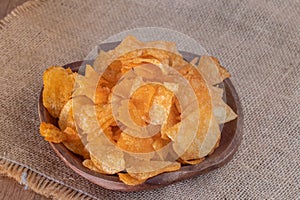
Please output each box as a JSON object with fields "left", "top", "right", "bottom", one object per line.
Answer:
{"left": 95, "top": 104, "right": 115, "bottom": 130}
{"left": 185, "top": 115, "right": 220, "bottom": 159}
{"left": 82, "top": 119, "right": 125, "bottom": 175}
{"left": 119, "top": 57, "right": 163, "bottom": 75}
{"left": 197, "top": 56, "right": 230, "bottom": 85}
{"left": 94, "top": 35, "right": 180, "bottom": 73}
{"left": 73, "top": 65, "right": 111, "bottom": 105}
{"left": 63, "top": 127, "right": 90, "bottom": 159}
{"left": 58, "top": 99, "right": 75, "bottom": 131}
{"left": 178, "top": 157, "right": 205, "bottom": 165}
{"left": 89, "top": 152, "right": 124, "bottom": 175}
{"left": 149, "top": 85, "right": 174, "bottom": 125}
{"left": 43, "top": 66, "right": 76, "bottom": 118}
{"left": 209, "top": 86, "right": 237, "bottom": 124}
{"left": 117, "top": 132, "right": 154, "bottom": 153}
{"left": 113, "top": 75, "right": 145, "bottom": 99}
{"left": 152, "top": 133, "right": 171, "bottom": 160}
{"left": 100, "top": 60, "right": 123, "bottom": 86}
{"left": 82, "top": 159, "right": 108, "bottom": 174}
{"left": 126, "top": 160, "right": 181, "bottom": 180}
{"left": 118, "top": 173, "right": 146, "bottom": 186}
{"left": 129, "top": 84, "right": 156, "bottom": 126}
{"left": 39, "top": 122, "right": 66, "bottom": 143}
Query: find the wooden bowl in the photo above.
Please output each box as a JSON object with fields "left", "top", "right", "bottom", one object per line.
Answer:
{"left": 38, "top": 43, "right": 243, "bottom": 192}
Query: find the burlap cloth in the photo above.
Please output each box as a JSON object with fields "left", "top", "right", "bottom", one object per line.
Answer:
{"left": 0, "top": 0, "right": 299, "bottom": 199}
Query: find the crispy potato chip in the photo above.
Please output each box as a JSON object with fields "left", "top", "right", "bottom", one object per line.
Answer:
{"left": 101, "top": 60, "right": 123, "bottom": 87}
{"left": 178, "top": 157, "right": 205, "bottom": 165}
{"left": 161, "top": 100, "right": 181, "bottom": 140}
{"left": 210, "top": 86, "right": 237, "bottom": 124}
{"left": 39, "top": 122, "right": 66, "bottom": 143}
{"left": 126, "top": 160, "right": 181, "bottom": 180}
{"left": 87, "top": 130, "right": 126, "bottom": 174}
{"left": 63, "top": 127, "right": 90, "bottom": 159}
{"left": 89, "top": 152, "right": 124, "bottom": 175}
{"left": 112, "top": 76, "right": 144, "bottom": 99}
{"left": 43, "top": 66, "right": 76, "bottom": 118}
{"left": 181, "top": 115, "right": 220, "bottom": 159}
{"left": 85, "top": 131, "right": 125, "bottom": 174}
{"left": 117, "top": 132, "right": 154, "bottom": 153}
{"left": 58, "top": 99, "right": 75, "bottom": 131}
{"left": 118, "top": 173, "right": 146, "bottom": 185}
{"left": 119, "top": 57, "right": 162, "bottom": 75}
{"left": 129, "top": 84, "right": 156, "bottom": 126}
{"left": 73, "top": 65, "right": 111, "bottom": 105}
{"left": 63, "top": 126, "right": 80, "bottom": 141}
{"left": 96, "top": 104, "right": 115, "bottom": 130}
{"left": 152, "top": 133, "right": 172, "bottom": 160}
{"left": 94, "top": 35, "right": 180, "bottom": 73}
{"left": 82, "top": 159, "right": 108, "bottom": 174}
{"left": 197, "top": 56, "right": 230, "bottom": 85}
{"left": 131, "top": 64, "right": 160, "bottom": 81}
{"left": 149, "top": 85, "right": 174, "bottom": 125}
{"left": 93, "top": 50, "right": 111, "bottom": 73}
{"left": 72, "top": 96, "right": 99, "bottom": 134}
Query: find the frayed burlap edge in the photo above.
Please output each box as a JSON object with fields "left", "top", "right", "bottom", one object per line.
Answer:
{"left": 0, "top": 0, "right": 48, "bottom": 29}
{"left": 0, "top": 158, "right": 95, "bottom": 200}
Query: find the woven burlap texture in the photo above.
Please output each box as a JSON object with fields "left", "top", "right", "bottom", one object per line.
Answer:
{"left": 0, "top": 0, "right": 299, "bottom": 199}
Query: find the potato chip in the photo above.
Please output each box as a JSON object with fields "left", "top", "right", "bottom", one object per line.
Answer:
{"left": 63, "top": 127, "right": 90, "bottom": 159}
{"left": 82, "top": 159, "right": 108, "bottom": 174}
{"left": 43, "top": 66, "right": 76, "bottom": 118}
{"left": 161, "top": 100, "right": 181, "bottom": 140}
{"left": 95, "top": 104, "right": 115, "bottom": 130}
{"left": 117, "top": 132, "right": 154, "bottom": 153}
{"left": 120, "top": 57, "right": 162, "bottom": 75}
{"left": 101, "top": 60, "right": 123, "bottom": 87}
{"left": 129, "top": 84, "right": 156, "bottom": 126}
{"left": 58, "top": 99, "right": 75, "bottom": 131}
{"left": 126, "top": 159, "right": 181, "bottom": 180}
{"left": 73, "top": 65, "right": 111, "bottom": 105}
{"left": 112, "top": 76, "right": 144, "bottom": 99}
{"left": 93, "top": 50, "right": 111, "bottom": 73}
{"left": 72, "top": 96, "right": 99, "bottom": 133}
{"left": 187, "top": 115, "right": 220, "bottom": 159}
{"left": 118, "top": 173, "right": 146, "bottom": 185}
{"left": 39, "top": 122, "right": 66, "bottom": 143}
{"left": 94, "top": 35, "right": 180, "bottom": 73}
{"left": 114, "top": 83, "right": 155, "bottom": 129}
{"left": 197, "top": 56, "right": 230, "bottom": 85}
{"left": 131, "top": 64, "right": 160, "bottom": 81}
{"left": 149, "top": 85, "right": 174, "bottom": 125}
{"left": 84, "top": 129, "right": 125, "bottom": 174}
{"left": 152, "top": 133, "right": 172, "bottom": 160}
{"left": 178, "top": 157, "right": 205, "bottom": 165}
{"left": 209, "top": 86, "right": 237, "bottom": 124}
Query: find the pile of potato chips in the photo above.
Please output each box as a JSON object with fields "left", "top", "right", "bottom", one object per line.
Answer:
{"left": 40, "top": 36, "right": 237, "bottom": 185}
